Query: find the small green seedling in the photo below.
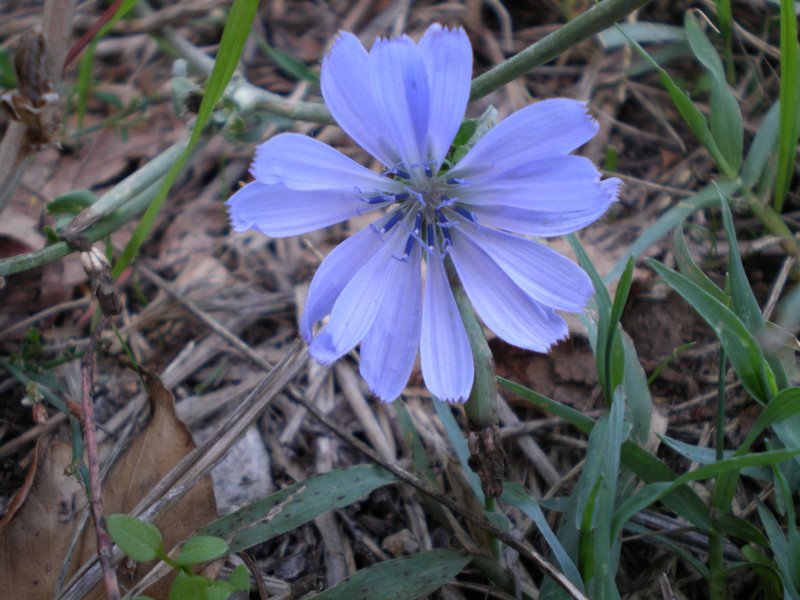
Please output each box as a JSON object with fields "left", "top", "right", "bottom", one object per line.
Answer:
{"left": 106, "top": 514, "right": 249, "bottom": 600}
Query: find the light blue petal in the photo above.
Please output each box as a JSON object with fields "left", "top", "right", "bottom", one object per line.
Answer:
{"left": 449, "top": 99, "right": 599, "bottom": 178}
{"left": 360, "top": 242, "right": 423, "bottom": 402}
{"left": 226, "top": 181, "right": 378, "bottom": 237}
{"left": 369, "top": 35, "right": 430, "bottom": 178}
{"left": 300, "top": 226, "right": 385, "bottom": 341}
{"left": 321, "top": 32, "right": 397, "bottom": 167}
{"left": 309, "top": 230, "right": 409, "bottom": 363}
{"left": 251, "top": 133, "right": 399, "bottom": 192}
{"left": 449, "top": 229, "right": 568, "bottom": 352}
{"left": 420, "top": 254, "right": 473, "bottom": 403}
{"left": 466, "top": 199, "right": 615, "bottom": 237}
{"left": 418, "top": 24, "right": 472, "bottom": 169}
{"left": 453, "top": 219, "right": 592, "bottom": 312}
{"left": 457, "top": 156, "right": 617, "bottom": 212}
{"left": 468, "top": 179, "right": 622, "bottom": 237}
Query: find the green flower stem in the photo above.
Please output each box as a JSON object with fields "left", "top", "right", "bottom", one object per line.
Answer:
{"left": 448, "top": 261, "right": 504, "bottom": 558}
{"left": 62, "top": 138, "right": 190, "bottom": 236}
{"left": 0, "top": 177, "right": 163, "bottom": 276}
{"left": 469, "top": 0, "right": 654, "bottom": 101}
{"left": 450, "top": 265, "right": 497, "bottom": 428}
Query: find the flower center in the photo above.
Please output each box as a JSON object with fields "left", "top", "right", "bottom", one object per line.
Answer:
{"left": 360, "top": 166, "right": 474, "bottom": 260}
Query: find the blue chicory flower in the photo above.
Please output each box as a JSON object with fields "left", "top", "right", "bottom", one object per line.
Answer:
{"left": 227, "top": 24, "right": 621, "bottom": 403}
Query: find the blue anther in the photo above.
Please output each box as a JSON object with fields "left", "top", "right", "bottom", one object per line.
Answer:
{"left": 441, "top": 227, "right": 452, "bottom": 247}
{"left": 447, "top": 177, "right": 464, "bottom": 185}
{"left": 453, "top": 206, "right": 476, "bottom": 222}
{"left": 367, "top": 195, "right": 389, "bottom": 204}
{"left": 424, "top": 166, "right": 433, "bottom": 177}
{"left": 395, "top": 169, "right": 410, "bottom": 179}
{"left": 393, "top": 192, "right": 410, "bottom": 201}
{"left": 380, "top": 210, "right": 404, "bottom": 233}
{"left": 426, "top": 224, "right": 435, "bottom": 249}
{"left": 436, "top": 210, "right": 449, "bottom": 226}
{"left": 402, "top": 234, "right": 415, "bottom": 259}
{"left": 413, "top": 212, "right": 422, "bottom": 235}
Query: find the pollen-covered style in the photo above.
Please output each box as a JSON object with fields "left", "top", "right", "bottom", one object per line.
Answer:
{"left": 227, "top": 24, "right": 621, "bottom": 403}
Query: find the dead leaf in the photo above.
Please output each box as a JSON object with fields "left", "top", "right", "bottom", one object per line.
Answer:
{"left": 73, "top": 369, "right": 217, "bottom": 598}
{"left": 0, "top": 370, "right": 217, "bottom": 599}
{"left": 0, "top": 438, "right": 87, "bottom": 599}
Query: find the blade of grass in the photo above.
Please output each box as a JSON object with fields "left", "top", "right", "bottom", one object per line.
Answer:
{"left": 685, "top": 11, "right": 743, "bottom": 172}
{"left": 612, "top": 448, "right": 800, "bottom": 539}
{"left": 499, "top": 378, "right": 712, "bottom": 531}
{"left": 113, "top": 0, "right": 260, "bottom": 277}
{"left": 502, "top": 483, "right": 584, "bottom": 592}
{"left": 774, "top": 0, "right": 800, "bottom": 211}
{"left": 649, "top": 260, "right": 777, "bottom": 403}
{"left": 605, "top": 181, "right": 739, "bottom": 283}
{"left": 620, "top": 26, "right": 736, "bottom": 178}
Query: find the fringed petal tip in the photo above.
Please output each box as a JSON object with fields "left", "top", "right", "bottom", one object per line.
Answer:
{"left": 436, "top": 392, "right": 470, "bottom": 404}
{"left": 604, "top": 176, "right": 623, "bottom": 204}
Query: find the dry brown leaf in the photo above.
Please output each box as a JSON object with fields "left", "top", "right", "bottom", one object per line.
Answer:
{"left": 73, "top": 369, "right": 217, "bottom": 599}
{"left": 0, "top": 438, "right": 88, "bottom": 599}
{"left": 0, "top": 369, "right": 218, "bottom": 598}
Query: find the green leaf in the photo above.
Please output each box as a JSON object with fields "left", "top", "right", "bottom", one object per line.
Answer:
{"left": 312, "top": 550, "right": 470, "bottom": 600}
{"left": 227, "top": 564, "right": 250, "bottom": 592}
{"left": 502, "top": 483, "right": 584, "bottom": 591}
{"left": 672, "top": 222, "right": 727, "bottom": 304}
{"left": 396, "top": 401, "right": 438, "bottom": 484}
{"left": 201, "top": 465, "right": 397, "bottom": 552}
{"left": 774, "top": 0, "right": 800, "bottom": 211}
{"left": 720, "top": 198, "right": 763, "bottom": 333}
{"left": 741, "top": 101, "right": 780, "bottom": 187}
{"left": 74, "top": 0, "right": 138, "bottom": 133}
{"left": 106, "top": 514, "right": 163, "bottom": 562}
{"left": 499, "top": 378, "right": 711, "bottom": 531}
{"left": 606, "top": 181, "right": 740, "bottom": 283}
{"left": 621, "top": 330, "right": 653, "bottom": 446}
{"left": 712, "top": 512, "right": 770, "bottom": 547}
{"left": 598, "top": 22, "right": 686, "bottom": 47}
{"left": 177, "top": 536, "right": 229, "bottom": 565}
{"left": 605, "top": 260, "right": 635, "bottom": 397}
{"left": 612, "top": 448, "right": 800, "bottom": 539}
{"left": 720, "top": 196, "right": 789, "bottom": 389}
{"left": 499, "top": 378, "right": 594, "bottom": 434}
{"left": 0, "top": 48, "right": 17, "bottom": 88}
{"left": 685, "top": 12, "right": 743, "bottom": 171}
{"left": 569, "top": 235, "right": 624, "bottom": 403}
{"left": 741, "top": 545, "right": 784, "bottom": 598}
{"left": 169, "top": 572, "right": 233, "bottom": 600}
{"left": 586, "top": 389, "right": 626, "bottom": 598}
{"left": 649, "top": 260, "right": 777, "bottom": 403}
{"left": 47, "top": 189, "right": 98, "bottom": 217}
{"left": 756, "top": 500, "right": 800, "bottom": 599}
{"left": 569, "top": 234, "right": 611, "bottom": 314}
{"left": 433, "top": 398, "right": 484, "bottom": 504}
{"left": 114, "top": 0, "right": 260, "bottom": 277}
{"left": 256, "top": 37, "right": 319, "bottom": 83}
{"left": 449, "top": 106, "right": 498, "bottom": 166}
{"left": 621, "top": 27, "right": 735, "bottom": 178}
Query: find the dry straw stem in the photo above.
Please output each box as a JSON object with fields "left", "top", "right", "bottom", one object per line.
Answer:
{"left": 0, "top": 0, "right": 78, "bottom": 214}
{"left": 78, "top": 319, "right": 121, "bottom": 600}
